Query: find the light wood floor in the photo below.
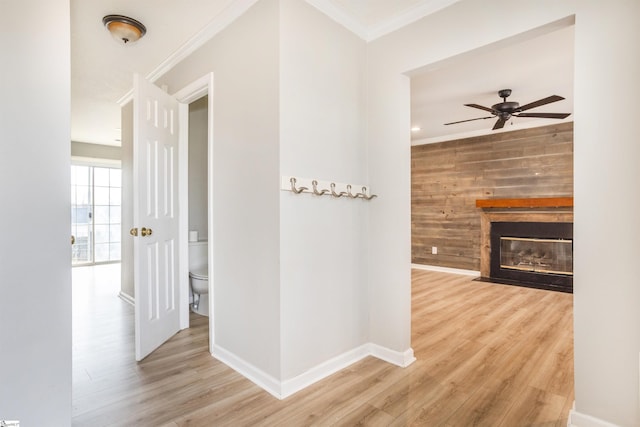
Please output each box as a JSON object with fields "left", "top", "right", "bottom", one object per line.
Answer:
{"left": 72, "top": 265, "right": 573, "bottom": 426}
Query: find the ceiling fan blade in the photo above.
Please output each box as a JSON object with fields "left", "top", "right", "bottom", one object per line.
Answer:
{"left": 515, "top": 112, "right": 571, "bottom": 119}
{"left": 444, "top": 116, "right": 493, "bottom": 125}
{"left": 464, "top": 103, "right": 495, "bottom": 113}
{"left": 518, "top": 95, "right": 564, "bottom": 112}
{"left": 492, "top": 117, "right": 507, "bottom": 130}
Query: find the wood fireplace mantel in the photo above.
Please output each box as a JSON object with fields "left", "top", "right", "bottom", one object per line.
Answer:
{"left": 476, "top": 197, "right": 573, "bottom": 209}
{"left": 477, "top": 197, "right": 573, "bottom": 278}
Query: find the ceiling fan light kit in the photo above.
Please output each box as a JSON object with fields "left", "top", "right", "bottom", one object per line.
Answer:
{"left": 445, "top": 89, "right": 570, "bottom": 130}
{"left": 103, "top": 15, "right": 147, "bottom": 44}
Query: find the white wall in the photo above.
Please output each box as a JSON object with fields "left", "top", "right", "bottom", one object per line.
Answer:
{"left": 366, "top": 0, "right": 640, "bottom": 425}
{"left": 158, "top": 0, "right": 282, "bottom": 379}
{"left": 0, "top": 0, "right": 72, "bottom": 425}
{"left": 279, "top": 0, "right": 368, "bottom": 379}
{"left": 120, "top": 101, "right": 134, "bottom": 298}
{"left": 71, "top": 141, "right": 122, "bottom": 163}
{"left": 188, "top": 96, "right": 209, "bottom": 240}
{"left": 159, "top": 0, "right": 380, "bottom": 390}
{"left": 572, "top": 1, "right": 640, "bottom": 425}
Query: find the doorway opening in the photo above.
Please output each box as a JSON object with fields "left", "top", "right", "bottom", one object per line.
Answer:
{"left": 173, "top": 72, "right": 215, "bottom": 353}
{"left": 116, "top": 73, "right": 214, "bottom": 360}
{"left": 407, "top": 17, "right": 576, "bottom": 421}
{"left": 186, "top": 95, "right": 210, "bottom": 340}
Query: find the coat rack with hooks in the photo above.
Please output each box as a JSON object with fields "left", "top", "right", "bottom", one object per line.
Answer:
{"left": 281, "top": 176, "right": 377, "bottom": 200}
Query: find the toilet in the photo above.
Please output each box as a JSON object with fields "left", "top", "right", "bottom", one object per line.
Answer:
{"left": 189, "top": 267, "right": 209, "bottom": 316}
{"left": 188, "top": 240, "right": 209, "bottom": 316}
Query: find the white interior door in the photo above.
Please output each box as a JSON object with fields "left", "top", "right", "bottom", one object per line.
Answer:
{"left": 133, "top": 74, "right": 181, "bottom": 361}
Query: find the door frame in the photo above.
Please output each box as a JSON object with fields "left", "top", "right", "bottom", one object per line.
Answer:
{"left": 173, "top": 72, "right": 214, "bottom": 351}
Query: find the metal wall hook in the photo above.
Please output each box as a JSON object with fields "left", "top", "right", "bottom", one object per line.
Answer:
{"left": 346, "top": 184, "right": 359, "bottom": 199}
{"left": 285, "top": 176, "right": 377, "bottom": 200}
{"left": 290, "top": 177, "right": 308, "bottom": 194}
{"left": 312, "top": 180, "right": 328, "bottom": 196}
{"left": 361, "top": 186, "right": 378, "bottom": 200}
{"left": 330, "top": 182, "right": 347, "bottom": 198}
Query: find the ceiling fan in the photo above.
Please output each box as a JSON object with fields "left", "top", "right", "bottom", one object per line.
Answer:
{"left": 444, "top": 89, "right": 571, "bottom": 130}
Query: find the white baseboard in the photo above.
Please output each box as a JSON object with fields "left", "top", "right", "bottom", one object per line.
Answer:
{"left": 411, "top": 263, "right": 479, "bottom": 277}
{"left": 212, "top": 343, "right": 415, "bottom": 400}
{"left": 118, "top": 291, "right": 134, "bottom": 306}
{"left": 568, "top": 409, "right": 620, "bottom": 427}
{"left": 281, "top": 344, "right": 371, "bottom": 398}
{"left": 369, "top": 343, "right": 416, "bottom": 367}
{"left": 212, "top": 344, "right": 283, "bottom": 399}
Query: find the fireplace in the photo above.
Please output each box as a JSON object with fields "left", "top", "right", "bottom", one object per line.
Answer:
{"left": 490, "top": 221, "right": 573, "bottom": 292}
{"left": 476, "top": 197, "right": 574, "bottom": 293}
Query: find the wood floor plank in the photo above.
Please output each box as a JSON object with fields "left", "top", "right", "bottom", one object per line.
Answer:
{"left": 334, "top": 403, "right": 396, "bottom": 426}
{"left": 387, "top": 379, "right": 470, "bottom": 426}
{"left": 367, "top": 362, "right": 442, "bottom": 418}
{"left": 72, "top": 265, "right": 574, "bottom": 426}
{"left": 498, "top": 386, "right": 568, "bottom": 427}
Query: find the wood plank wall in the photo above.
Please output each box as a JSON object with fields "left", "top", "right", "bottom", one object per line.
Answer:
{"left": 411, "top": 122, "right": 574, "bottom": 270}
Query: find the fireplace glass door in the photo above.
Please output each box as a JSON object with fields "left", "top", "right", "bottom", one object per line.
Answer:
{"left": 500, "top": 237, "right": 573, "bottom": 276}
{"left": 489, "top": 221, "right": 573, "bottom": 292}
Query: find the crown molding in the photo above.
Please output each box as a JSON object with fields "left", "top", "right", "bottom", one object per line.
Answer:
{"left": 412, "top": 119, "right": 574, "bottom": 146}
{"left": 116, "top": 0, "right": 462, "bottom": 107}
{"left": 306, "top": 0, "right": 461, "bottom": 42}
{"left": 305, "top": 0, "right": 369, "bottom": 39}
{"left": 367, "top": 0, "right": 462, "bottom": 41}
{"left": 118, "top": 0, "right": 260, "bottom": 106}
{"left": 146, "top": 0, "right": 260, "bottom": 83}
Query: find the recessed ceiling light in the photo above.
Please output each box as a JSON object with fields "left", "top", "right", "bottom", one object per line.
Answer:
{"left": 411, "top": 126, "right": 421, "bottom": 132}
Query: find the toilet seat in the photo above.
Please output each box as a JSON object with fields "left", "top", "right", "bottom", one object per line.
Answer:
{"left": 189, "top": 267, "right": 208, "bottom": 280}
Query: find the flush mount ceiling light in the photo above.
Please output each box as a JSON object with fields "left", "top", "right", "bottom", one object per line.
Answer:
{"left": 102, "top": 15, "right": 146, "bottom": 44}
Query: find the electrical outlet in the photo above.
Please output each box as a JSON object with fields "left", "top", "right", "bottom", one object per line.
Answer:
{"left": 432, "top": 246, "right": 438, "bottom": 255}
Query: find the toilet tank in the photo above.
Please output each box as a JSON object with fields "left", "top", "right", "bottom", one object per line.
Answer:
{"left": 188, "top": 241, "right": 208, "bottom": 270}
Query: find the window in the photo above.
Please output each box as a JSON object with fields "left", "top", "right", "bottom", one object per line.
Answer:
{"left": 71, "top": 165, "right": 121, "bottom": 265}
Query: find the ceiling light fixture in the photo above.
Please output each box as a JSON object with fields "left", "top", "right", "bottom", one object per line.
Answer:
{"left": 102, "top": 15, "right": 146, "bottom": 44}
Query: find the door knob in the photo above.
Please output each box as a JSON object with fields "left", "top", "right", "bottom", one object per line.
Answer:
{"left": 71, "top": 235, "right": 75, "bottom": 245}
{"left": 130, "top": 228, "right": 138, "bottom": 236}
{"left": 141, "top": 227, "right": 153, "bottom": 237}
